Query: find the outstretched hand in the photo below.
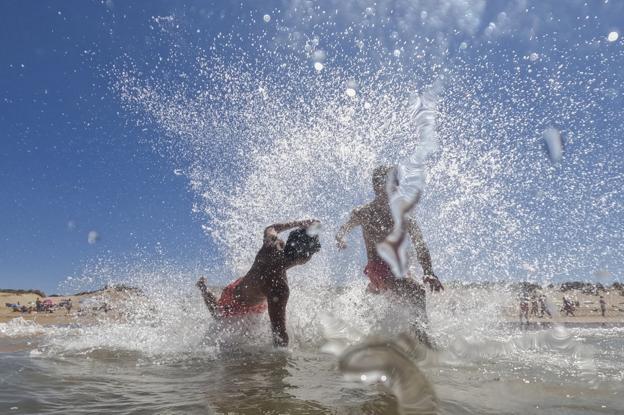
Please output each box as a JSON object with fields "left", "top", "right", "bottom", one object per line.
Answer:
{"left": 423, "top": 274, "right": 444, "bottom": 292}
{"left": 301, "top": 219, "right": 320, "bottom": 228}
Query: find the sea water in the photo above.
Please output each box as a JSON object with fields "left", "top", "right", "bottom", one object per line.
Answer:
{"left": 1, "top": 283, "right": 624, "bottom": 414}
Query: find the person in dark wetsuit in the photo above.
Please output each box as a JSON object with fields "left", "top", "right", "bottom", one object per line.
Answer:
{"left": 335, "top": 166, "right": 442, "bottom": 346}
{"left": 196, "top": 219, "right": 320, "bottom": 347}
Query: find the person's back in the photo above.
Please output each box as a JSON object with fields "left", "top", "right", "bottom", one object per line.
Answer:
{"left": 227, "top": 236, "right": 288, "bottom": 308}
{"left": 197, "top": 220, "right": 320, "bottom": 347}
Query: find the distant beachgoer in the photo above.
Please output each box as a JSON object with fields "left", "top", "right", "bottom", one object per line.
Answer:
{"left": 196, "top": 219, "right": 321, "bottom": 347}
{"left": 530, "top": 295, "right": 539, "bottom": 317}
{"left": 36, "top": 298, "right": 43, "bottom": 312}
{"left": 335, "top": 166, "right": 442, "bottom": 347}
{"left": 539, "top": 295, "right": 552, "bottom": 318}
{"left": 65, "top": 298, "right": 72, "bottom": 315}
{"left": 449, "top": 298, "right": 458, "bottom": 317}
{"left": 519, "top": 297, "right": 530, "bottom": 324}
{"left": 562, "top": 296, "right": 575, "bottom": 317}
{"left": 599, "top": 296, "right": 606, "bottom": 317}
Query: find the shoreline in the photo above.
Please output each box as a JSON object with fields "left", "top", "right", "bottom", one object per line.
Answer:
{"left": 2, "top": 312, "right": 623, "bottom": 328}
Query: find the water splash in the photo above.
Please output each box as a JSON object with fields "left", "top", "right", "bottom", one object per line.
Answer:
{"left": 321, "top": 314, "right": 438, "bottom": 415}
{"left": 378, "top": 87, "right": 439, "bottom": 277}
{"left": 111, "top": 5, "right": 623, "bottom": 287}
{"left": 0, "top": 318, "right": 50, "bottom": 337}
{"left": 542, "top": 126, "right": 563, "bottom": 162}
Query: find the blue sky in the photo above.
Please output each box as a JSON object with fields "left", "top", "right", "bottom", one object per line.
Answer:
{"left": 1, "top": 1, "right": 622, "bottom": 294}
{"left": 0, "top": 1, "right": 221, "bottom": 293}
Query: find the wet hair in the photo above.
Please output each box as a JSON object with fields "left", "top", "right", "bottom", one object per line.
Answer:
{"left": 284, "top": 228, "right": 321, "bottom": 262}
{"left": 372, "top": 165, "right": 397, "bottom": 194}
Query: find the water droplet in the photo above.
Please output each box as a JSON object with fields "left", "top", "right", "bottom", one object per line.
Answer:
{"left": 543, "top": 127, "right": 563, "bottom": 161}
{"left": 312, "top": 49, "right": 326, "bottom": 62}
{"left": 607, "top": 31, "right": 619, "bottom": 42}
{"left": 314, "top": 62, "right": 324, "bottom": 72}
{"left": 345, "top": 88, "right": 356, "bottom": 97}
{"left": 393, "top": 49, "right": 401, "bottom": 57}
{"left": 88, "top": 230, "right": 100, "bottom": 245}
{"left": 360, "top": 374, "right": 367, "bottom": 381}
{"left": 459, "top": 42, "right": 468, "bottom": 50}
{"left": 263, "top": 14, "right": 271, "bottom": 23}
{"left": 529, "top": 52, "right": 539, "bottom": 61}
{"left": 364, "top": 102, "right": 371, "bottom": 109}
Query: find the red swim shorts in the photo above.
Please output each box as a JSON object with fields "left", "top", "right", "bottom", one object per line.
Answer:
{"left": 217, "top": 278, "right": 267, "bottom": 318}
{"left": 364, "top": 260, "right": 396, "bottom": 292}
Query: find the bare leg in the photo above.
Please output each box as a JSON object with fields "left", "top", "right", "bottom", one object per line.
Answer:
{"left": 392, "top": 278, "right": 435, "bottom": 349}
{"left": 196, "top": 277, "right": 220, "bottom": 319}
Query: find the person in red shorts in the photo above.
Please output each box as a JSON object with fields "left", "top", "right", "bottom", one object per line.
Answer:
{"left": 335, "top": 166, "right": 442, "bottom": 346}
{"left": 196, "top": 219, "right": 320, "bottom": 347}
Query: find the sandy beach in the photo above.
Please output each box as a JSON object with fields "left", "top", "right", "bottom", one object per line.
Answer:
{"left": 2, "top": 284, "right": 623, "bottom": 327}
{"left": 0, "top": 287, "right": 139, "bottom": 326}
{"left": 498, "top": 286, "right": 624, "bottom": 325}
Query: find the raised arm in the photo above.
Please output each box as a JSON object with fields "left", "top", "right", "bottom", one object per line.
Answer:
{"left": 335, "top": 208, "right": 363, "bottom": 250}
{"left": 267, "top": 281, "right": 290, "bottom": 347}
{"left": 407, "top": 217, "right": 443, "bottom": 291}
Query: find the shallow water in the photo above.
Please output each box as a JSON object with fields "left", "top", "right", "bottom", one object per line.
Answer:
{"left": 2, "top": 315, "right": 623, "bottom": 414}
